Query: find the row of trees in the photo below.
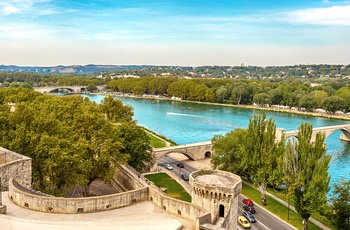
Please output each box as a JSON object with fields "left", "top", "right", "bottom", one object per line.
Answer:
{"left": 0, "top": 88, "right": 152, "bottom": 196}
{"left": 107, "top": 77, "right": 350, "bottom": 112}
{"left": 0, "top": 72, "right": 104, "bottom": 87}
{"left": 211, "top": 113, "right": 349, "bottom": 229}
{"left": 103, "top": 64, "right": 350, "bottom": 79}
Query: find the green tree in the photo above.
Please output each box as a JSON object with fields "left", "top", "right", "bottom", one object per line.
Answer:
{"left": 116, "top": 123, "right": 153, "bottom": 172}
{"left": 299, "top": 94, "right": 317, "bottom": 112}
{"left": 283, "top": 123, "right": 331, "bottom": 230}
{"left": 241, "top": 113, "right": 285, "bottom": 205}
{"left": 0, "top": 90, "right": 149, "bottom": 196}
{"left": 269, "top": 88, "right": 284, "bottom": 105}
{"left": 253, "top": 93, "right": 271, "bottom": 106}
{"left": 322, "top": 96, "right": 347, "bottom": 113}
{"left": 211, "top": 128, "right": 247, "bottom": 174}
{"left": 329, "top": 178, "right": 350, "bottom": 230}
{"left": 99, "top": 95, "right": 134, "bottom": 123}
{"left": 312, "top": 90, "right": 328, "bottom": 108}
{"left": 86, "top": 83, "right": 98, "bottom": 92}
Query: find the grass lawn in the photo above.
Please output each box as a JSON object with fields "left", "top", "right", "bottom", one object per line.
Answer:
{"left": 264, "top": 186, "right": 332, "bottom": 229}
{"left": 147, "top": 132, "right": 166, "bottom": 148}
{"left": 241, "top": 183, "right": 322, "bottom": 230}
{"left": 145, "top": 173, "right": 191, "bottom": 202}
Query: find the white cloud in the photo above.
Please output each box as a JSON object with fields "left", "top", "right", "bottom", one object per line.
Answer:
{"left": 0, "top": 0, "right": 50, "bottom": 15}
{"left": 287, "top": 5, "right": 350, "bottom": 26}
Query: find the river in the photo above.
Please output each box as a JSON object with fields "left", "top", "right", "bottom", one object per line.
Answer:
{"left": 87, "top": 94, "right": 350, "bottom": 187}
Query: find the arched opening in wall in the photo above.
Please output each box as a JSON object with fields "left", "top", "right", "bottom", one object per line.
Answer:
{"left": 205, "top": 151, "right": 211, "bottom": 158}
{"left": 157, "top": 152, "right": 194, "bottom": 171}
{"left": 219, "top": 204, "right": 225, "bottom": 217}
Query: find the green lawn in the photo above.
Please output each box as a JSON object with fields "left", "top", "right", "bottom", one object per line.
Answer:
{"left": 241, "top": 183, "right": 322, "bottom": 230}
{"left": 145, "top": 173, "right": 191, "bottom": 202}
{"left": 147, "top": 133, "right": 166, "bottom": 148}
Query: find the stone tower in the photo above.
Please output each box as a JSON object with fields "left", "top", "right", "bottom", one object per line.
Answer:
{"left": 190, "top": 169, "right": 242, "bottom": 229}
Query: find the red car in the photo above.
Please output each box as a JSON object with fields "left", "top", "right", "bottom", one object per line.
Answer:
{"left": 243, "top": 198, "right": 254, "bottom": 206}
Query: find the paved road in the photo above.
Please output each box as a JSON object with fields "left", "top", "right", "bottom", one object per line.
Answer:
{"left": 159, "top": 154, "right": 296, "bottom": 230}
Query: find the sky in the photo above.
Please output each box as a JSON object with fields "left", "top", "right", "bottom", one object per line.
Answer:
{"left": 0, "top": 0, "right": 350, "bottom": 67}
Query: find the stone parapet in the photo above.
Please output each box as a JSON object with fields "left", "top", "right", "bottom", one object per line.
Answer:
{"left": 8, "top": 178, "right": 148, "bottom": 214}
{"left": 0, "top": 147, "right": 32, "bottom": 191}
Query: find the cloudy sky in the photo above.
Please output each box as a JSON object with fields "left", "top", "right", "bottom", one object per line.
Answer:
{"left": 1, "top": 0, "right": 350, "bottom": 66}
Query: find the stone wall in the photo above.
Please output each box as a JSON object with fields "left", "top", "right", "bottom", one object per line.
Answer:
{"left": 8, "top": 178, "right": 148, "bottom": 214}
{"left": 0, "top": 147, "right": 32, "bottom": 191}
{"left": 147, "top": 177, "right": 210, "bottom": 230}
{"left": 116, "top": 165, "right": 144, "bottom": 190}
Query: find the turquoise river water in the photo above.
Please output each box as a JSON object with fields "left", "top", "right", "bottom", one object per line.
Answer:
{"left": 87, "top": 94, "right": 350, "bottom": 188}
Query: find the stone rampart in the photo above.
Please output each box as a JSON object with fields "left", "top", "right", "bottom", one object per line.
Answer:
{"left": 8, "top": 178, "right": 148, "bottom": 214}
{"left": 146, "top": 174, "right": 210, "bottom": 230}
{"left": 0, "top": 147, "right": 32, "bottom": 191}
{"left": 115, "top": 166, "right": 144, "bottom": 190}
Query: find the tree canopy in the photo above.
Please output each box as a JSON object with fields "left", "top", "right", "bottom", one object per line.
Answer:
{"left": 211, "top": 113, "right": 285, "bottom": 205}
{"left": 283, "top": 123, "right": 331, "bottom": 230}
{"left": 328, "top": 178, "right": 350, "bottom": 230}
{"left": 0, "top": 88, "right": 151, "bottom": 196}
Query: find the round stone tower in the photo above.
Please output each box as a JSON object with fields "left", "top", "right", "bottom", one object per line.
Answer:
{"left": 189, "top": 169, "right": 242, "bottom": 229}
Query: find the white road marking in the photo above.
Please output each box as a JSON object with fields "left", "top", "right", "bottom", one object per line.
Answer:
{"left": 256, "top": 220, "right": 271, "bottom": 230}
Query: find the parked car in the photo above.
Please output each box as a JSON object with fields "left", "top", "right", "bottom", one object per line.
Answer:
{"left": 243, "top": 205, "right": 256, "bottom": 214}
{"left": 238, "top": 216, "right": 251, "bottom": 229}
{"left": 177, "top": 163, "right": 184, "bottom": 168}
{"left": 243, "top": 198, "right": 254, "bottom": 206}
{"left": 242, "top": 211, "right": 256, "bottom": 223}
{"left": 181, "top": 173, "right": 189, "bottom": 181}
{"left": 164, "top": 164, "right": 173, "bottom": 170}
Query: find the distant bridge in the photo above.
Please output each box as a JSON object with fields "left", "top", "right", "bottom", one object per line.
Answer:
{"left": 276, "top": 124, "right": 350, "bottom": 142}
{"left": 34, "top": 86, "right": 105, "bottom": 94}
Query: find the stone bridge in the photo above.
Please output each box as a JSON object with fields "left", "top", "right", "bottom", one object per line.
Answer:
{"left": 34, "top": 86, "right": 105, "bottom": 94}
{"left": 151, "top": 141, "right": 212, "bottom": 171}
{"left": 276, "top": 124, "right": 350, "bottom": 142}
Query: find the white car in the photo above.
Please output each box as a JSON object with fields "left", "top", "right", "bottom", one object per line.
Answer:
{"left": 164, "top": 164, "right": 173, "bottom": 170}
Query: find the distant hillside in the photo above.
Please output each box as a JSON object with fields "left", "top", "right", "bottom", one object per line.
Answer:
{"left": 0, "top": 64, "right": 148, "bottom": 74}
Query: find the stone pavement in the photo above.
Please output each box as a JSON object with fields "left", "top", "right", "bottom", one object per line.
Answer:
{"left": 0, "top": 191, "right": 193, "bottom": 230}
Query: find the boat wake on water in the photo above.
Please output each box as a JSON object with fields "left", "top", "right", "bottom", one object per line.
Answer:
{"left": 166, "top": 112, "right": 201, "bottom": 117}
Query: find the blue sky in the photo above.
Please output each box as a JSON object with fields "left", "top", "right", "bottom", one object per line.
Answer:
{"left": 0, "top": 0, "right": 350, "bottom": 66}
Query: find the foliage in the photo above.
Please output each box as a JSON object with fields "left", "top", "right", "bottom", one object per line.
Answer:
{"left": 328, "top": 178, "right": 350, "bottom": 230}
{"left": 211, "top": 128, "right": 247, "bottom": 174}
{"left": 115, "top": 122, "right": 153, "bottom": 172}
{"left": 211, "top": 113, "right": 285, "bottom": 205}
{"left": 241, "top": 112, "right": 285, "bottom": 205}
{"left": 99, "top": 95, "right": 134, "bottom": 123}
{"left": 283, "top": 123, "right": 331, "bottom": 230}
{"left": 0, "top": 88, "right": 152, "bottom": 196}
{"left": 322, "top": 96, "right": 347, "bottom": 113}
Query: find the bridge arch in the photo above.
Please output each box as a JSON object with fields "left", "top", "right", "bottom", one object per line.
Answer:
{"left": 151, "top": 141, "right": 213, "bottom": 172}
{"left": 281, "top": 124, "right": 350, "bottom": 143}
{"left": 159, "top": 150, "right": 195, "bottom": 161}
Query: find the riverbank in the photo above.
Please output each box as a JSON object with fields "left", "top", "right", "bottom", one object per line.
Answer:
{"left": 100, "top": 92, "right": 350, "bottom": 122}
